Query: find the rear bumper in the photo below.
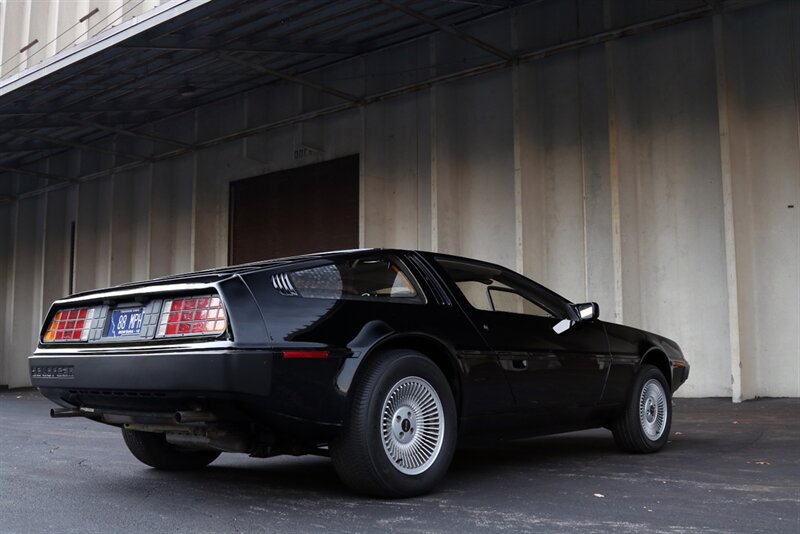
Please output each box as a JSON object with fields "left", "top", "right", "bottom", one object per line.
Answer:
{"left": 29, "top": 347, "right": 348, "bottom": 432}
{"left": 30, "top": 349, "right": 273, "bottom": 397}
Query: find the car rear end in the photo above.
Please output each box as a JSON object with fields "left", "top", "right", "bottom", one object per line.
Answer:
{"left": 29, "top": 272, "right": 288, "bottom": 442}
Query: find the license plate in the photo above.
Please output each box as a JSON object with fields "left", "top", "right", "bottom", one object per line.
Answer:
{"left": 107, "top": 308, "right": 144, "bottom": 337}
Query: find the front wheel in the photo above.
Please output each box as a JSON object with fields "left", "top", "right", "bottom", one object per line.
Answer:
{"left": 122, "top": 428, "right": 220, "bottom": 470}
{"left": 611, "top": 364, "right": 672, "bottom": 453}
{"left": 330, "top": 350, "right": 457, "bottom": 498}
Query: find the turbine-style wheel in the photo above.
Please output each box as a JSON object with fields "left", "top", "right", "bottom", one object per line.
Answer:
{"left": 611, "top": 364, "right": 672, "bottom": 453}
{"left": 639, "top": 378, "right": 668, "bottom": 441}
{"left": 380, "top": 376, "right": 445, "bottom": 475}
{"left": 331, "top": 350, "right": 457, "bottom": 498}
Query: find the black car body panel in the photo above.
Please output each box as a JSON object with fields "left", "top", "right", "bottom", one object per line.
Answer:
{"left": 30, "top": 248, "right": 689, "bottom": 450}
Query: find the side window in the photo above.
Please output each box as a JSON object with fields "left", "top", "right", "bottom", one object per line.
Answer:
{"left": 275, "top": 257, "right": 423, "bottom": 303}
{"left": 437, "top": 258, "right": 555, "bottom": 318}
{"left": 488, "top": 287, "right": 552, "bottom": 317}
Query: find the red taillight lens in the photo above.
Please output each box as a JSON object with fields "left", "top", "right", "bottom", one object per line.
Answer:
{"left": 43, "top": 307, "right": 96, "bottom": 342}
{"left": 156, "top": 295, "right": 227, "bottom": 338}
{"left": 282, "top": 351, "right": 329, "bottom": 359}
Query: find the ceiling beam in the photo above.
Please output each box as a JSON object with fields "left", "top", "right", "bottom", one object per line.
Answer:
{"left": 0, "top": 120, "right": 81, "bottom": 130}
{"left": 0, "top": 165, "right": 75, "bottom": 183}
{"left": 378, "top": 0, "right": 512, "bottom": 61}
{"left": 438, "top": 0, "right": 512, "bottom": 6}
{"left": 216, "top": 52, "right": 363, "bottom": 103}
{"left": 121, "top": 35, "right": 360, "bottom": 55}
{"left": 15, "top": 131, "right": 149, "bottom": 161}
{"left": 0, "top": 103, "right": 181, "bottom": 116}
{"left": 56, "top": 115, "right": 195, "bottom": 149}
{"left": 0, "top": 143, "right": 60, "bottom": 153}
{"left": 163, "top": 0, "right": 300, "bottom": 44}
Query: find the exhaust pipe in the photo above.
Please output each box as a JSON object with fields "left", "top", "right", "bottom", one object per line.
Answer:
{"left": 173, "top": 411, "right": 216, "bottom": 424}
{"left": 50, "top": 408, "right": 90, "bottom": 418}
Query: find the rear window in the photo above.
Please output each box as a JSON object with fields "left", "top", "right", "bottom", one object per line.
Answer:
{"left": 274, "top": 257, "right": 423, "bottom": 303}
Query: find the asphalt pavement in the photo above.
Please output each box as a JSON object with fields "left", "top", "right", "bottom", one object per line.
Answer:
{"left": 1, "top": 390, "right": 798, "bottom": 533}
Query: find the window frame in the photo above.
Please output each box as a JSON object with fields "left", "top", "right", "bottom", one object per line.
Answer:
{"left": 485, "top": 285, "right": 552, "bottom": 318}
{"left": 276, "top": 255, "right": 428, "bottom": 305}
{"left": 433, "top": 256, "right": 570, "bottom": 319}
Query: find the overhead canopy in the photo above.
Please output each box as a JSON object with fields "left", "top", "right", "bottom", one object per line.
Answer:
{"left": 0, "top": 0, "right": 518, "bottom": 195}
{"left": 0, "top": 0, "right": 748, "bottom": 202}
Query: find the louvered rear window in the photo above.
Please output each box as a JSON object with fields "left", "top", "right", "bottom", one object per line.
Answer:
{"left": 272, "top": 257, "right": 423, "bottom": 303}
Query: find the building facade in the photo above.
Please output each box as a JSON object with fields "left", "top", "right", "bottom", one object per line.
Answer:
{"left": 1, "top": 0, "right": 798, "bottom": 399}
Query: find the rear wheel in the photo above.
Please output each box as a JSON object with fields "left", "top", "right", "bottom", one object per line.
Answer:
{"left": 331, "top": 350, "right": 457, "bottom": 498}
{"left": 611, "top": 364, "right": 672, "bottom": 453}
{"left": 121, "top": 428, "right": 220, "bottom": 470}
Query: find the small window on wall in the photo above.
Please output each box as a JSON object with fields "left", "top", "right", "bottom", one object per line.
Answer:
{"left": 275, "top": 257, "right": 424, "bottom": 303}
{"left": 436, "top": 258, "right": 555, "bottom": 318}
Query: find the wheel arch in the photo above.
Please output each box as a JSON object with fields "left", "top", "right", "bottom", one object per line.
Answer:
{"left": 640, "top": 348, "right": 672, "bottom": 389}
{"left": 358, "top": 333, "right": 463, "bottom": 417}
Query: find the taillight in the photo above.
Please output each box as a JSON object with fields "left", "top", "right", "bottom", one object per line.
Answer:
{"left": 156, "top": 295, "right": 227, "bottom": 338}
{"left": 43, "top": 307, "right": 96, "bottom": 342}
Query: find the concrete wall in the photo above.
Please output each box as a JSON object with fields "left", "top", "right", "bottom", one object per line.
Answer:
{"left": 0, "top": 0, "right": 163, "bottom": 79}
{"left": 723, "top": 2, "right": 800, "bottom": 398}
{"left": 1, "top": 0, "right": 798, "bottom": 399}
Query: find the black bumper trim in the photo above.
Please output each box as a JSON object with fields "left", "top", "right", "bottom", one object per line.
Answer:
{"left": 29, "top": 349, "right": 274, "bottom": 397}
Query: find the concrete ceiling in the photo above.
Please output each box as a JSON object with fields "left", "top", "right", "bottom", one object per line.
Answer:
{"left": 0, "top": 0, "right": 753, "bottom": 203}
{"left": 0, "top": 0, "right": 523, "bottom": 197}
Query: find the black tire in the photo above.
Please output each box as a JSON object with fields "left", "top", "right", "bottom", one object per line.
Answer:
{"left": 611, "top": 364, "right": 672, "bottom": 453}
{"left": 121, "top": 429, "right": 221, "bottom": 470}
{"left": 330, "top": 350, "right": 457, "bottom": 498}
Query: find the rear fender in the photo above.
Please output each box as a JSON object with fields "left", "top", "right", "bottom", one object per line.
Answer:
{"left": 335, "top": 323, "right": 462, "bottom": 415}
{"left": 217, "top": 275, "right": 270, "bottom": 347}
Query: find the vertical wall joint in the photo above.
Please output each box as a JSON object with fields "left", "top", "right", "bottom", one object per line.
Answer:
{"left": 604, "top": 0, "right": 624, "bottom": 324}
{"left": 713, "top": 14, "right": 743, "bottom": 403}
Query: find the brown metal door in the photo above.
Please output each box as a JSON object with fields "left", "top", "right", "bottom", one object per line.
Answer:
{"left": 229, "top": 155, "right": 359, "bottom": 264}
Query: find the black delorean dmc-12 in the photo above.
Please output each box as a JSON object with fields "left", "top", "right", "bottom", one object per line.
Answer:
{"left": 30, "top": 248, "right": 689, "bottom": 497}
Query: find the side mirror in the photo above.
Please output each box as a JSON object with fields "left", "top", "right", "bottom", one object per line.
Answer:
{"left": 553, "top": 303, "right": 599, "bottom": 334}
{"left": 573, "top": 302, "right": 600, "bottom": 321}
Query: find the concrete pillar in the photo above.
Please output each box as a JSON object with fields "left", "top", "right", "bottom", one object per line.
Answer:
{"left": 1, "top": 0, "right": 31, "bottom": 78}
{"left": 56, "top": 0, "right": 89, "bottom": 55}
{"left": 712, "top": 14, "right": 743, "bottom": 402}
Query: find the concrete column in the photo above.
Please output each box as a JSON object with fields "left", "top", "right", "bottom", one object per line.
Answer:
{"left": 26, "top": 0, "right": 53, "bottom": 67}
{"left": 0, "top": 193, "right": 19, "bottom": 387}
{"left": 429, "top": 36, "right": 440, "bottom": 253}
{"left": 45, "top": 0, "right": 60, "bottom": 58}
{"left": 359, "top": 105, "right": 367, "bottom": 249}
{"left": 713, "top": 14, "right": 743, "bottom": 403}
{"left": 511, "top": 15, "right": 524, "bottom": 275}
{"left": 87, "top": 0, "right": 126, "bottom": 39}
{"left": 0, "top": 1, "right": 5, "bottom": 77}
{"left": 56, "top": 0, "right": 90, "bottom": 56}
{"left": 0, "top": 0, "right": 31, "bottom": 78}
{"left": 106, "top": 0, "right": 124, "bottom": 30}
{"left": 604, "top": 2, "right": 624, "bottom": 325}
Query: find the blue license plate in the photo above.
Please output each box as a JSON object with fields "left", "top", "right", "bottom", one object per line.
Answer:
{"left": 107, "top": 308, "right": 144, "bottom": 337}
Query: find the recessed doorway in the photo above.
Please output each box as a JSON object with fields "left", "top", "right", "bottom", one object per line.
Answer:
{"left": 229, "top": 155, "right": 359, "bottom": 264}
